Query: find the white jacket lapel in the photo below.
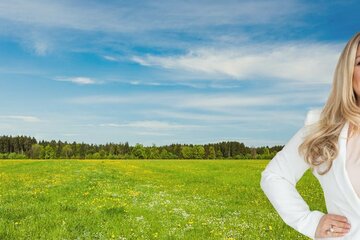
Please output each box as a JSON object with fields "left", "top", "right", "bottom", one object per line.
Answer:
{"left": 333, "top": 120, "right": 360, "bottom": 213}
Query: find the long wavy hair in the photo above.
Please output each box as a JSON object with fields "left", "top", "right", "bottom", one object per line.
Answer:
{"left": 299, "top": 32, "right": 360, "bottom": 175}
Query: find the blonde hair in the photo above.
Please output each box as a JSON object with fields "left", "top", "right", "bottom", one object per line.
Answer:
{"left": 299, "top": 32, "right": 360, "bottom": 175}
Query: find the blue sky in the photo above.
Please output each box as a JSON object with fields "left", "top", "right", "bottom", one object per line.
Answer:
{"left": 0, "top": 0, "right": 358, "bottom": 147}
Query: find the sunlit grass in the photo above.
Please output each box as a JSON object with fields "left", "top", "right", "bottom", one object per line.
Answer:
{"left": 0, "top": 159, "right": 325, "bottom": 239}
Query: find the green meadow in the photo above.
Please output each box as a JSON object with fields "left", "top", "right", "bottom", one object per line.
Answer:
{"left": 0, "top": 160, "right": 326, "bottom": 239}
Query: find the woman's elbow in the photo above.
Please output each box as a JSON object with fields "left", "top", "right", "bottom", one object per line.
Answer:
{"left": 260, "top": 168, "right": 270, "bottom": 193}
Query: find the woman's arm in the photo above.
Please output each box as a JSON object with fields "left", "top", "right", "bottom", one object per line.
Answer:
{"left": 260, "top": 124, "right": 325, "bottom": 239}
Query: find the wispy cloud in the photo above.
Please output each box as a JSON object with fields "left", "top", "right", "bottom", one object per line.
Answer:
{"left": 54, "top": 77, "right": 99, "bottom": 85}
{"left": 62, "top": 133, "right": 80, "bottom": 137}
{"left": 99, "top": 120, "right": 200, "bottom": 130}
{"left": 33, "top": 39, "right": 50, "bottom": 56}
{"left": 179, "top": 95, "right": 279, "bottom": 109}
{"left": 141, "top": 109, "right": 306, "bottom": 125}
{"left": 0, "top": 0, "right": 305, "bottom": 33}
{"left": 0, "top": 0, "right": 311, "bottom": 58}
{"left": 132, "top": 43, "right": 342, "bottom": 84}
{"left": 103, "top": 55, "right": 119, "bottom": 62}
{"left": 134, "top": 131, "right": 172, "bottom": 136}
{"left": 66, "top": 95, "right": 135, "bottom": 104}
{"left": 65, "top": 89, "right": 327, "bottom": 112}
{"left": 65, "top": 93, "right": 284, "bottom": 110}
{"left": 0, "top": 115, "right": 41, "bottom": 123}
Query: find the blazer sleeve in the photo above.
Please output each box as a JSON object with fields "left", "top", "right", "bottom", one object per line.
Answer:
{"left": 260, "top": 114, "right": 325, "bottom": 239}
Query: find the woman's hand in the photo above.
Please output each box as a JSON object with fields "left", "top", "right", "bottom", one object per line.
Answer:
{"left": 315, "top": 214, "right": 351, "bottom": 238}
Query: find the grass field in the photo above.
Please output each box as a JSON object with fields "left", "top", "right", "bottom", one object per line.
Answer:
{"left": 0, "top": 159, "right": 326, "bottom": 239}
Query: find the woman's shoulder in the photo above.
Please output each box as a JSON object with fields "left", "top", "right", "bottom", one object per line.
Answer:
{"left": 304, "top": 108, "right": 322, "bottom": 126}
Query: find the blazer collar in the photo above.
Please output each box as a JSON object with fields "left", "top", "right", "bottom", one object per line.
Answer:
{"left": 333, "top": 120, "right": 360, "bottom": 213}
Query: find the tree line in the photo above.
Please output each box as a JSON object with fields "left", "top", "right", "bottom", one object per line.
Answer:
{"left": 0, "top": 135, "right": 283, "bottom": 160}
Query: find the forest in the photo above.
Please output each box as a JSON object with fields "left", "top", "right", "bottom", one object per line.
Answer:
{"left": 0, "top": 135, "right": 283, "bottom": 160}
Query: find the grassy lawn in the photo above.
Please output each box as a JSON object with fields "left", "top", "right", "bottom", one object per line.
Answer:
{"left": 0, "top": 159, "right": 326, "bottom": 239}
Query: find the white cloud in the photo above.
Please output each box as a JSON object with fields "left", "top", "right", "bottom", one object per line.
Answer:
{"left": 0, "top": 0, "right": 312, "bottom": 58}
{"left": 0, "top": 115, "right": 41, "bottom": 123}
{"left": 129, "top": 81, "right": 140, "bottom": 85}
{"left": 62, "top": 133, "right": 80, "bottom": 137}
{"left": 179, "top": 95, "right": 279, "bottom": 109}
{"left": 33, "top": 39, "right": 50, "bottom": 56}
{"left": 131, "top": 42, "right": 342, "bottom": 84}
{"left": 141, "top": 109, "right": 306, "bottom": 126}
{"left": 103, "top": 55, "right": 118, "bottom": 62}
{"left": 55, "top": 77, "right": 99, "bottom": 85}
{"left": 99, "top": 120, "right": 200, "bottom": 130}
{"left": 65, "top": 88, "right": 327, "bottom": 112}
{"left": 16, "top": 31, "right": 53, "bottom": 56}
{"left": 67, "top": 95, "right": 135, "bottom": 104}
{"left": 0, "top": 0, "right": 305, "bottom": 33}
{"left": 134, "top": 131, "right": 172, "bottom": 136}
{"left": 65, "top": 93, "right": 285, "bottom": 109}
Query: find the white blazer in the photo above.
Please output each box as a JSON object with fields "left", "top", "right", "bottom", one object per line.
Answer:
{"left": 260, "top": 108, "right": 360, "bottom": 240}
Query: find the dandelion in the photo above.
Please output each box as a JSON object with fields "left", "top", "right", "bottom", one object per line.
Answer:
{"left": 128, "top": 190, "right": 140, "bottom": 197}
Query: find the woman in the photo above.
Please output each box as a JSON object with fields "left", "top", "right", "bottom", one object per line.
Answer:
{"left": 261, "top": 32, "right": 360, "bottom": 240}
